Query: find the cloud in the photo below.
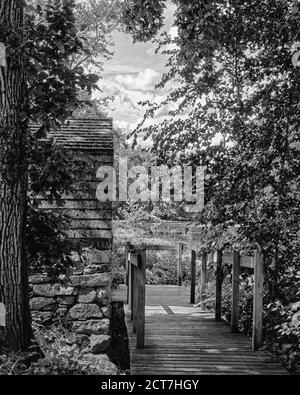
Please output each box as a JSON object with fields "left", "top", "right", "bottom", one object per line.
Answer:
{"left": 169, "top": 26, "right": 178, "bottom": 40}
{"left": 101, "top": 79, "right": 156, "bottom": 108}
{"left": 166, "top": 26, "right": 179, "bottom": 51}
{"left": 97, "top": 73, "right": 176, "bottom": 135}
{"left": 154, "top": 103, "right": 174, "bottom": 118}
{"left": 114, "top": 120, "right": 137, "bottom": 134}
{"left": 114, "top": 68, "right": 160, "bottom": 92}
{"left": 103, "top": 64, "right": 142, "bottom": 77}
{"left": 94, "top": 0, "right": 178, "bottom": 137}
{"left": 146, "top": 46, "right": 156, "bottom": 56}
{"left": 97, "top": 67, "right": 165, "bottom": 134}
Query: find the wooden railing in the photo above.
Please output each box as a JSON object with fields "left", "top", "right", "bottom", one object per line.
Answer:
{"left": 193, "top": 248, "right": 264, "bottom": 351}
{"left": 125, "top": 242, "right": 264, "bottom": 351}
{"left": 126, "top": 245, "right": 146, "bottom": 348}
{"left": 125, "top": 243, "right": 177, "bottom": 348}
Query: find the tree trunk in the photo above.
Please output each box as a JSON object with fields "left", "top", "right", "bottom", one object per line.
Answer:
{"left": 0, "top": 0, "right": 32, "bottom": 351}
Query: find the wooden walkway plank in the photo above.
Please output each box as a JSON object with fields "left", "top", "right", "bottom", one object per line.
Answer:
{"left": 113, "top": 285, "right": 289, "bottom": 376}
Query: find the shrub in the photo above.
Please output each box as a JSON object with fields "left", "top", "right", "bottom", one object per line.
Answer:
{"left": 265, "top": 300, "right": 300, "bottom": 372}
{"left": 221, "top": 279, "right": 254, "bottom": 337}
{"left": 111, "top": 246, "right": 127, "bottom": 288}
{"left": 0, "top": 352, "right": 99, "bottom": 375}
{"left": 264, "top": 269, "right": 300, "bottom": 373}
{"left": 111, "top": 246, "right": 191, "bottom": 287}
{"left": 220, "top": 269, "right": 300, "bottom": 373}
{"left": 26, "top": 207, "right": 76, "bottom": 278}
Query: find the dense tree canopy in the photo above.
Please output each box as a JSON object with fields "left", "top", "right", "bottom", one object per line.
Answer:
{"left": 23, "top": 1, "right": 100, "bottom": 274}
{"left": 123, "top": 0, "right": 300, "bottom": 264}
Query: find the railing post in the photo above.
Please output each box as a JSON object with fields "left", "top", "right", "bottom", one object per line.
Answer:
{"left": 252, "top": 249, "right": 264, "bottom": 351}
{"left": 231, "top": 251, "right": 240, "bottom": 333}
{"left": 200, "top": 252, "right": 207, "bottom": 311}
{"left": 125, "top": 243, "right": 130, "bottom": 303}
{"left": 136, "top": 250, "right": 146, "bottom": 348}
{"left": 132, "top": 263, "right": 137, "bottom": 332}
{"left": 215, "top": 249, "right": 223, "bottom": 321}
{"left": 128, "top": 254, "right": 134, "bottom": 320}
{"left": 177, "top": 242, "right": 183, "bottom": 286}
{"left": 190, "top": 250, "right": 196, "bottom": 304}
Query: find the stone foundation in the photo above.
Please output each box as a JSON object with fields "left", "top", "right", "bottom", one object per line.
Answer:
{"left": 29, "top": 247, "right": 117, "bottom": 372}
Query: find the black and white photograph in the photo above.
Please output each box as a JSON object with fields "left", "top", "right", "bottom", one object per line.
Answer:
{"left": 0, "top": 0, "right": 299, "bottom": 380}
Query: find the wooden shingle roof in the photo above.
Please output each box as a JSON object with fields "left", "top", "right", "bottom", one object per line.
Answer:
{"left": 31, "top": 118, "right": 114, "bottom": 151}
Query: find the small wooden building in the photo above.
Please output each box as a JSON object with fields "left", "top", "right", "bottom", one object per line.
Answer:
{"left": 34, "top": 118, "right": 114, "bottom": 250}
{"left": 28, "top": 119, "right": 116, "bottom": 359}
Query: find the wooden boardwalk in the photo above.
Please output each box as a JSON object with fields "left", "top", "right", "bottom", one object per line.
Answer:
{"left": 112, "top": 285, "right": 288, "bottom": 375}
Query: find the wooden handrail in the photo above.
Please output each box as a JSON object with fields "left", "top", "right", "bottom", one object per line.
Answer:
{"left": 223, "top": 253, "right": 254, "bottom": 269}
{"left": 191, "top": 248, "right": 264, "bottom": 351}
{"left": 127, "top": 246, "right": 146, "bottom": 349}
{"left": 122, "top": 243, "right": 179, "bottom": 251}
{"left": 125, "top": 241, "right": 264, "bottom": 352}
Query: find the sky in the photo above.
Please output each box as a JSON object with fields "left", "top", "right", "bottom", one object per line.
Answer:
{"left": 98, "top": 1, "right": 177, "bottom": 133}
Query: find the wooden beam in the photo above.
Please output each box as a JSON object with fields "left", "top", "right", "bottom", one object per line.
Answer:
{"left": 200, "top": 252, "right": 207, "bottom": 311}
{"left": 207, "top": 250, "right": 217, "bottom": 264}
{"left": 124, "top": 244, "right": 179, "bottom": 251}
{"left": 252, "top": 250, "right": 264, "bottom": 351}
{"left": 190, "top": 250, "right": 196, "bottom": 304}
{"left": 177, "top": 243, "right": 184, "bottom": 286}
{"left": 240, "top": 256, "right": 254, "bottom": 269}
{"left": 130, "top": 254, "right": 139, "bottom": 267}
{"left": 223, "top": 254, "right": 233, "bottom": 265}
{"left": 136, "top": 250, "right": 146, "bottom": 348}
{"left": 215, "top": 250, "right": 223, "bottom": 321}
{"left": 231, "top": 251, "right": 240, "bottom": 333}
{"left": 223, "top": 253, "right": 254, "bottom": 269}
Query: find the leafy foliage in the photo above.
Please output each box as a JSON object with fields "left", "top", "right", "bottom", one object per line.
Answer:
{"left": 26, "top": 208, "right": 75, "bottom": 277}
{"left": 222, "top": 280, "right": 254, "bottom": 337}
{"left": 25, "top": 0, "right": 100, "bottom": 130}
{"left": 122, "top": 0, "right": 167, "bottom": 42}
{"left": 146, "top": 250, "right": 190, "bottom": 285}
{"left": 21, "top": 1, "right": 97, "bottom": 275}
{"left": 264, "top": 269, "right": 300, "bottom": 371}
{"left": 111, "top": 244, "right": 190, "bottom": 288}
{"left": 21, "top": 0, "right": 121, "bottom": 275}
{"left": 122, "top": 0, "right": 300, "bottom": 371}
{"left": 72, "top": 0, "right": 123, "bottom": 70}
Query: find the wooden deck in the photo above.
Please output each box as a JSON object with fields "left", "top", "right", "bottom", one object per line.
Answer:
{"left": 112, "top": 285, "right": 288, "bottom": 375}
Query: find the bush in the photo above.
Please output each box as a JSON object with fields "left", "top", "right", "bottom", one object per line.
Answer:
{"left": 264, "top": 269, "right": 300, "bottom": 373}
{"left": 220, "top": 270, "right": 300, "bottom": 373}
{"left": 111, "top": 246, "right": 127, "bottom": 288}
{"left": 0, "top": 323, "right": 116, "bottom": 376}
{"left": 146, "top": 251, "right": 181, "bottom": 285}
{"left": 26, "top": 207, "right": 77, "bottom": 278}
{"left": 221, "top": 279, "right": 254, "bottom": 337}
{"left": 0, "top": 352, "right": 100, "bottom": 375}
{"left": 111, "top": 246, "right": 191, "bottom": 287}
{"left": 265, "top": 300, "right": 300, "bottom": 372}
{"left": 0, "top": 352, "right": 35, "bottom": 375}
